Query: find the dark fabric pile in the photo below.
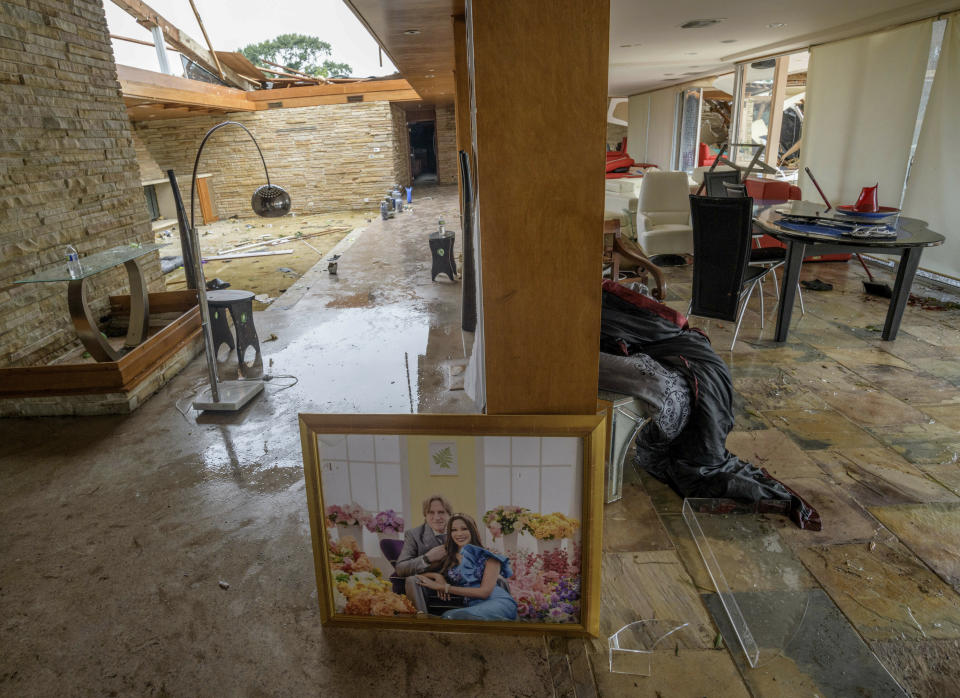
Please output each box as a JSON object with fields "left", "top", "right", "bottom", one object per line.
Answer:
{"left": 599, "top": 280, "right": 821, "bottom": 530}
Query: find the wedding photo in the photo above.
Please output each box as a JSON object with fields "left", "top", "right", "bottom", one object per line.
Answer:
{"left": 302, "top": 418, "right": 601, "bottom": 631}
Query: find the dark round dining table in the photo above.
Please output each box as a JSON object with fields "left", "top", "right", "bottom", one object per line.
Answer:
{"left": 753, "top": 201, "right": 945, "bottom": 342}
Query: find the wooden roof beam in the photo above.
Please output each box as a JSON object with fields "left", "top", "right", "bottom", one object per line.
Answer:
{"left": 118, "top": 64, "right": 255, "bottom": 111}
{"left": 109, "top": 0, "right": 252, "bottom": 90}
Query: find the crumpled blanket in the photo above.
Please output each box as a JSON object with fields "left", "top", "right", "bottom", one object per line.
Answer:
{"left": 599, "top": 280, "right": 821, "bottom": 530}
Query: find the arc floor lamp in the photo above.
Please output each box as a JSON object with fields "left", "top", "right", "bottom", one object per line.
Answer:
{"left": 185, "top": 121, "right": 291, "bottom": 412}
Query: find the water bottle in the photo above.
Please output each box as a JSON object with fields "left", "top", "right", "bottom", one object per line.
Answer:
{"left": 438, "top": 218, "right": 446, "bottom": 236}
{"left": 380, "top": 200, "right": 389, "bottom": 220}
{"left": 66, "top": 245, "right": 82, "bottom": 278}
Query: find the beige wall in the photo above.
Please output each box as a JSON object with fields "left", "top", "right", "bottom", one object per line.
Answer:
{"left": 132, "top": 101, "right": 407, "bottom": 218}
{"left": 0, "top": 0, "right": 163, "bottom": 368}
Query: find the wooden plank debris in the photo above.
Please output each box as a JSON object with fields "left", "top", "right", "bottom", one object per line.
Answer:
{"left": 110, "top": 0, "right": 251, "bottom": 90}
{"left": 187, "top": 0, "right": 225, "bottom": 81}
{"left": 203, "top": 250, "right": 294, "bottom": 261}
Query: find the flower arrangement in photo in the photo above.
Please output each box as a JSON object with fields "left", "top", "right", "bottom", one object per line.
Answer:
{"left": 332, "top": 571, "right": 416, "bottom": 616}
{"left": 507, "top": 547, "right": 581, "bottom": 623}
{"left": 365, "top": 509, "right": 405, "bottom": 534}
{"left": 521, "top": 512, "right": 580, "bottom": 541}
{"left": 328, "top": 536, "right": 374, "bottom": 574}
{"left": 325, "top": 503, "right": 371, "bottom": 528}
{"left": 482, "top": 505, "right": 530, "bottom": 540}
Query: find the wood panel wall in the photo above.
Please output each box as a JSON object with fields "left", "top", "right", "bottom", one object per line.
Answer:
{"left": 468, "top": 0, "right": 609, "bottom": 415}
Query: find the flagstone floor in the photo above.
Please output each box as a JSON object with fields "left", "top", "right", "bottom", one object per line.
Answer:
{"left": 1, "top": 183, "right": 958, "bottom": 696}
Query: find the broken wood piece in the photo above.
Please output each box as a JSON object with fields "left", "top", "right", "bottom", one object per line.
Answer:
{"left": 187, "top": 0, "right": 224, "bottom": 81}
{"left": 299, "top": 240, "right": 322, "bottom": 255}
{"left": 203, "top": 250, "right": 294, "bottom": 261}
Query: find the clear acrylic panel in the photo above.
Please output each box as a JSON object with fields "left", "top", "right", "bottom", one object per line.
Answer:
{"left": 608, "top": 619, "right": 693, "bottom": 676}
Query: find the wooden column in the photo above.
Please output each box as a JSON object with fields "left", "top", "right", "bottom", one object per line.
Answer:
{"left": 468, "top": 0, "right": 608, "bottom": 415}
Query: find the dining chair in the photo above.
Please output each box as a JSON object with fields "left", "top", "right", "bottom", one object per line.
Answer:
{"left": 703, "top": 170, "right": 742, "bottom": 197}
{"left": 717, "top": 182, "right": 805, "bottom": 315}
{"left": 687, "top": 195, "right": 774, "bottom": 350}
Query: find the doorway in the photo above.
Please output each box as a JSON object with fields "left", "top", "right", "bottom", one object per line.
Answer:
{"left": 409, "top": 120, "right": 438, "bottom": 183}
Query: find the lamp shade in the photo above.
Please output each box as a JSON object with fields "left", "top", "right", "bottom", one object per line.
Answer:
{"left": 252, "top": 184, "right": 292, "bottom": 218}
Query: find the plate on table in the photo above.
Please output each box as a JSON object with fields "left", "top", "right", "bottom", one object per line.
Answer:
{"left": 835, "top": 205, "right": 900, "bottom": 219}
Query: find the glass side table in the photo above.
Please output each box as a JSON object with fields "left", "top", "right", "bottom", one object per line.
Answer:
{"left": 598, "top": 390, "right": 651, "bottom": 503}
{"left": 14, "top": 244, "right": 163, "bottom": 362}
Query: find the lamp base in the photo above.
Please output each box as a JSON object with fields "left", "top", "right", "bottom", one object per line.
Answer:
{"left": 193, "top": 380, "right": 264, "bottom": 412}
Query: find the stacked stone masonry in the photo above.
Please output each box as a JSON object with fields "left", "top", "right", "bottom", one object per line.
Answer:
{"left": 0, "top": 0, "right": 163, "bottom": 368}
{"left": 132, "top": 102, "right": 410, "bottom": 219}
{"left": 390, "top": 103, "right": 412, "bottom": 188}
{"left": 435, "top": 103, "right": 457, "bottom": 185}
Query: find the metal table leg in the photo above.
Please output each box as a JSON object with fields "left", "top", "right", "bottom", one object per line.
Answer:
{"left": 67, "top": 258, "right": 151, "bottom": 362}
{"left": 773, "top": 240, "right": 805, "bottom": 342}
{"left": 882, "top": 247, "right": 922, "bottom": 341}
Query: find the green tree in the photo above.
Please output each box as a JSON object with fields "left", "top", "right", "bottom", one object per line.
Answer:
{"left": 241, "top": 34, "right": 352, "bottom": 78}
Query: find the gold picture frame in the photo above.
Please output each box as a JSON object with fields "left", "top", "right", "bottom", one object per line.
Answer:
{"left": 299, "top": 413, "right": 606, "bottom": 637}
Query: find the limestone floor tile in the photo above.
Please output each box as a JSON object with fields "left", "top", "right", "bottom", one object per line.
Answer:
{"left": 786, "top": 362, "right": 930, "bottom": 427}
{"left": 762, "top": 408, "right": 882, "bottom": 451}
{"left": 808, "top": 345, "right": 913, "bottom": 371}
{"left": 897, "top": 321, "right": 960, "bottom": 349}
{"left": 851, "top": 363, "right": 960, "bottom": 406}
{"left": 871, "top": 638, "right": 960, "bottom": 698}
{"left": 918, "top": 464, "right": 960, "bottom": 497}
{"left": 603, "top": 479, "right": 674, "bottom": 553}
{"left": 868, "top": 502, "right": 960, "bottom": 592}
{"left": 854, "top": 327, "right": 958, "bottom": 361}
{"left": 724, "top": 429, "right": 826, "bottom": 479}
{"left": 660, "top": 512, "right": 817, "bottom": 595}
{"left": 911, "top": 357, "right": 960, "bottom": 387}
{"left": 591, "top": 551, "right": 717, "bottom": 655}
{"left": 772, "top": 475, "right": 882, "bottom": 546}
{"left": 920, "top": 404, "right": 960, "bottom": 431}
{"left": 806, "top": 448, "right": 960, "bottom": 506}
{"left": 797, "top": 540, "right": 960, "bottom": 641}
{"left": 732, "top": 376, "right": 829, "bottom": 412}
{"left": 731, "top": 341, "right": 827, "bottom": 367}
{"left": 864, "top": 422, "right": 960, "bottom": 465}
{"left": 589, "top": 647, "right": 750, "bottom": 697}
{"left": 703, "top": 589, "right": 908, "bottom": 697}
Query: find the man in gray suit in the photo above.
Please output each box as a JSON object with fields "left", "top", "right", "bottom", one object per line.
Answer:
{"left": 396, "top": 494, "right": 455, "bottom": 612}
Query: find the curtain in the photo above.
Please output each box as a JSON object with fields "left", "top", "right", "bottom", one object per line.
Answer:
{"left": 627, "top": 94, "right": 650, "bottom": 162}
{"left": 902, "top": 13, "right": 960, "bottom": 280}
{"left": 800, "top": 20, "right": 932, "bottom": 207}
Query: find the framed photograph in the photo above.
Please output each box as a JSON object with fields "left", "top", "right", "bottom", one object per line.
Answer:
{"left": 299, "top": 413, "right": 605, "bottom": 637}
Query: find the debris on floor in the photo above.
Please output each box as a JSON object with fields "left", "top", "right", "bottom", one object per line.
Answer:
{"left": 206, "top": 278, "right": 230, "bottom": 290}
{"left": 801, "top": 279, "right": 833, "bottom": 291}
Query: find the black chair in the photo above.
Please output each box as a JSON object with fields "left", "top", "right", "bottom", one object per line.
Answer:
{"left": 703, "top": 169, "right": 742, "bottom": 197}
{"left": 715, "top": 183, "right": 805, "bottom": 316}
{"left": 687, "top": 195, "right": 774, "bottom": 350}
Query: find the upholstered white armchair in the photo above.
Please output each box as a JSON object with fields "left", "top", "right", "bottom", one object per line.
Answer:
{"left": 604, "top": 178, "right": 644, "bottom": 239}
{"left": 636, "top": 171, "right": 694, "bottom": 257}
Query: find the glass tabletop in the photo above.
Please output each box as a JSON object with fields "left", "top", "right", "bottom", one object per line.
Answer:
{"left": 14, "top": 243, "right": 164, "bottom": 284}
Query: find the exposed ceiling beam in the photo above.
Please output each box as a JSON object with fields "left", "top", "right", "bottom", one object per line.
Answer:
{"left": 109, "top": 0, "right": 251, "bottom": 90}
{"left": 117, "top": 64, "right": 255, "bottom": 111}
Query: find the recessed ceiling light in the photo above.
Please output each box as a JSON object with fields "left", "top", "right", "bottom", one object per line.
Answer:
{"left": 720, "top": 39, "right": 738, "bottom": 43}
{"left": 619, "top": 43, "right": 631, "bottom": 48}
{"left": 766, "top": 22, "right": 786, "bottom": 29}
{"left": 680, "top": 18, "right": 725, "bottom": 29}
{"left": 424, "top": 74, "right": 435, "bottom": 78}
{"left": 685, "top": 52, "right": 698, "bottom": 56}
{"left": 663, "top": 72, "right": 674, "bottom": 76}
{"left": 403, "top": 29, "right": 421, "bottom": 35}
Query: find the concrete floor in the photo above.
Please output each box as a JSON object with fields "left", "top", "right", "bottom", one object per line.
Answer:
{"left": 2, "top": 184, "right": 959, "bottom": 696}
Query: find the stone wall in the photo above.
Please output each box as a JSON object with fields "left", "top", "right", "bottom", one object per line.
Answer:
{"left": 0, "top": 0, "right": 163, "bottom": 368}
{"left": 391, "top": 103, "right": 411, "bottom": 187}
{"left": 132, "top": 102, "right": 407, "bottom": 218}
{"left": 435, "top": 103, "right": 457, "bottom": 184}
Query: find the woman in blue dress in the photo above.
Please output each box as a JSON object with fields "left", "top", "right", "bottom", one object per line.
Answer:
{"left": 416, "top": 513, "right": 518, "bottom": 621}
